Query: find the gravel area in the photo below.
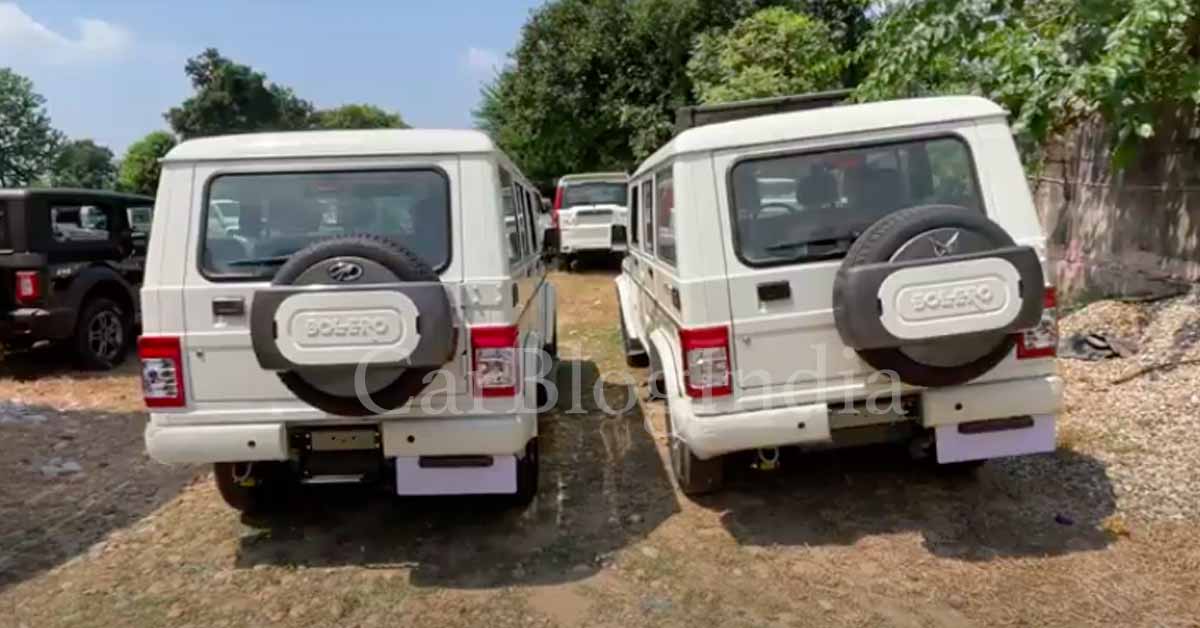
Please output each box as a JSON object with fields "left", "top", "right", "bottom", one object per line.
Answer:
{"left": 1057, "top": 288, "right": 1200, "bottom": 522}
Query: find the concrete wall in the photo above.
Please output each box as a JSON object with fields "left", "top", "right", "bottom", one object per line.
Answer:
{"left": 1030, "top": 110, "right": 1200, "bottom": 301}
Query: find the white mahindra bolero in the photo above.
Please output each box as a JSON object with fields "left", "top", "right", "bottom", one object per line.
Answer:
{"left": 551, "top": 172, "right": 629, "bottom": 259}
{"left": 139, "top": 130, "right": 556, "bottom": 512}
{"left": 616, "top": 96, "right": 1061, "bottom": 494}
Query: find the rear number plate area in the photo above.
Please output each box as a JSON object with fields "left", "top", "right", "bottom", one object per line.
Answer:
{"left": 310, "top": 429, "right": 380, "bottom": 451}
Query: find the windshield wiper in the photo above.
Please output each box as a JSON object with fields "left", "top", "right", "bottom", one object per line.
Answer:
{"left": 226, "top": 256, "right": 291, "bottom": 267}
{"left": 765, "top": 236, "right": 853, "bottom": 254}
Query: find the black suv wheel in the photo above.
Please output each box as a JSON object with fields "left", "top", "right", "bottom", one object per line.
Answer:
{"left": 75, "top": 297, "right": 131, "bottom": 370}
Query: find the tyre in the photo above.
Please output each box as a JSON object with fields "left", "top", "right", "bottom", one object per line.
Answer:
{"left": 618, "top": 304, "right": 649, "bottom": 368}
{"left": 512, "top": 437, "right": 539, "bottom": 506}
{"left": 213, "top": 461, "right": 290, "bottom": 514}
{"left": 75, "top": 297, "right": 131, "bottom": 370}
{"left": 252, "top": 234, "right": 456, "bottom": 417}
{"left": 667, "top": 410, "right": 723, "bottom": 495}
{"left": 832, "top": 205, "right": 1045, "bottom": 387}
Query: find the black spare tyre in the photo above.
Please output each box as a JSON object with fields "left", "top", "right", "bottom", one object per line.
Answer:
{"left": 249, "top": 234, "right": 455, "bottom": 416}
{"left": 832, "top": 205, "right": 1045, "bottom": 387}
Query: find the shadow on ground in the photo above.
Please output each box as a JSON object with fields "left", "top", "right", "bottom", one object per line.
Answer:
{"left": 0, "top": 343, "right": 139, "bottom": 382}
{"left": 700, "top": 443, "right": 1117, "bottom": 560}
{"left": 0, "top": 401, "right": 197, "bottom": 591}
{"left": 234, "top": 359, "right": 678, "bottom": 588}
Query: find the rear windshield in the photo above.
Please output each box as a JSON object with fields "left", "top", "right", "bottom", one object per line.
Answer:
{"left": 0, "top": 201, "right": 8, "bottom": 249}
{"left": 562, "top": 182, "right": 626, "bottom": 207}
{"left": 730, "top": 137, "right": 982, "bottom": 266}
{"left": 201, "top": 169, "right": 450, "bottom": 280}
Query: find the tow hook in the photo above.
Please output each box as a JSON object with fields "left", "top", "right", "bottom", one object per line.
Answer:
{"left": 753, "top": 447, "right": 780, "bottom": 471}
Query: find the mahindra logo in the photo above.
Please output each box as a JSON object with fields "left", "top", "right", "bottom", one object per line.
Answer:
{"left": 327, "top": 261, "right": 363, "bottom": 283}
{"left": 930, "top": 231, "right": 960, "bottom": 258}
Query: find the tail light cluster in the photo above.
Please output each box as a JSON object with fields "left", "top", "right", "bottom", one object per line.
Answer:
{"left": 1016, "top": 287, "right": 1058, "bottom": 359}
{"left": 472, "top": 325, "right": 519, "bottom": 397}
{"left": 680, "top": 326, "right": 732, "bottom": 398}
{"left": 551, "top": 186, "right": 563, "bottom": 228}
{"left": 138, "top": 336, "right": 186, "bottom": 408}
{"left": 14, "top": 270, "right": 41, "bottom": 305}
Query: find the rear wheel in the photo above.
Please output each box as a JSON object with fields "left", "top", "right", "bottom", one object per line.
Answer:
{"left": 512, "top": 438, "right": 539, "bottom": 506}
{"left": 619, "top": 307, "right": 649, "bottom": 368}
{"left": 75, "top": 297, "right": 131, "bottom": 370}
{"left": 213, "top": 461, "right": 290, "bottom": 514}
{"left": 667, "top": 411, "right": 723, "bottom": 495}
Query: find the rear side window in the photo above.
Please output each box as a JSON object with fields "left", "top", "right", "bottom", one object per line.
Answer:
{"left": 655, "top": 167, "right": 676, "bottom": 265}
{"left": 628, "top": 185, "right": 639, "bottom": 245}
{"left": 201, "top": 169, "right": 450, "bottom": 279}
{"left": 640, "top": 179, "right": 654, "bottom": 254}
{"left": 729, "top": 136, "right": 981, "bottom": 266}
{"left": 51, "top": 205, "right": 115, "bottom": 242}
{"left": 499, "top": 169, "right": 520, "bottom": 263}
{"left": 0, "top": 202, "right": 8, "bottom": 249}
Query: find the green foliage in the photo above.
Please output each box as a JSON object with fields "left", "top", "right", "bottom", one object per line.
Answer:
{"left": 166, "top": 48, "right": 314, "bottom": 139}
{"left": 475, "top": 0, "right": 798, "bottom": 183}
{"left": 117, "top": 131, "right": 176, "bottom": 197}
{"left": 688, "top": 7, "right": 845, "bottom": 104}
{"left": 50, "top": 139, "right": 117, "bottom": 189}
{"left": 310, "top": 104, "right": 407, "bottom": 130}
{"left": 854, "top": 0, "right": 1200, "bottom": 166}
{"left": 0, "top": 68, "right": 64, "bottom": 187}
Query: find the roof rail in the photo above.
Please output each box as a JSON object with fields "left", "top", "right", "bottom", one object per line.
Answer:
{"left": 674, "top": 89, "right": 853, "bottom": 134}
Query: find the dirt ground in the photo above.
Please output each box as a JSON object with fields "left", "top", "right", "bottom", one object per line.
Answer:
{"left": 2, "top": 266, "right": 1198, "bottom": 627}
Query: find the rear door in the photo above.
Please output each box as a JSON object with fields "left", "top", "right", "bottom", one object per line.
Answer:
{"left": 719, "top": 129, "right": 988, "bottom": 392}
{"left": 180, "top": 157, "right": 466, "bottom": 416}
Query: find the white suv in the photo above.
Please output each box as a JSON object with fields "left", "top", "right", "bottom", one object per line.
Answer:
{"left": 551, "top": 172, "right": 629, "bottom": 259}
{"left": 139, "top": 129, "right": 556, "bottom": 512}
{"left": 616, "top": 96, "right": 1061, "bottom": 494}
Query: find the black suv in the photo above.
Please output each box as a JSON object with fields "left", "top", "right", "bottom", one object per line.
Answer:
{"left": 0, "top": 189, "right": 153, "bottom": 369}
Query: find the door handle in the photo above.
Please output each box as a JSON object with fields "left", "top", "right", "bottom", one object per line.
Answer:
{"left": 647, "top": 267, "right": 654, "bottom": 278}
{"left": 757, "top": 281, "right": 791, "bottom": 302}
{"left": 212, "top": 297, "right": 245, "bottom": 316}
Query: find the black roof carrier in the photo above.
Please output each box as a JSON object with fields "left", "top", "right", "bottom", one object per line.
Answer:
{"left": 674, "top": 89, "right": 852, "bottom": 134}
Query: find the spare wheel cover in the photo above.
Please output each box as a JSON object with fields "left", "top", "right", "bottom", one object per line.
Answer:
{"left": 832, "top": 205, "right": 1044, "bottom": 387}
{"left": 254, "top": 234, "right": 454, "bottom": 417}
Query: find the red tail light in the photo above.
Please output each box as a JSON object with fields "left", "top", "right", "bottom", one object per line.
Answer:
{"left": 680, "top": 326, "right": 732, "bottom": 398}
{"left": 1016, "top": 287, "right": 1058, "bottom": 359}
{"left": 138, "top": 336, "right": 186, "bottom": 408}
{"left": 472, "top": 325, "right": 519, "bottom": 397}
{"left": 551, "top": 186, "right": 564, "bottom": 228}
{"left": 14, "top": 270, "right": 41, "bottom": 305}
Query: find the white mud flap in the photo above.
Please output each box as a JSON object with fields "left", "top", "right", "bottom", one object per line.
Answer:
{"left": 394, "top": 456, "right": 517, "bottom": 495}
{"left": 935, "top": 414, "right": 1055, "bottom": 463}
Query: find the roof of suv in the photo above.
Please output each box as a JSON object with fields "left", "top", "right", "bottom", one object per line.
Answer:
{"left": 163, "top": 129, "right": 498, "bottom": 163}
{"left": 558, "top": 172, "right": 628, "bottom": 184}
{"left": 0, "top": 188, "right": 154, "bottom": 204}
{"left": 633, "top": 96, "right": 1007, "bottom": 177}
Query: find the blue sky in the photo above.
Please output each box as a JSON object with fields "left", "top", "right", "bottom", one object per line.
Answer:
{"left": 0, "top": 1, "right": 542, "bottom": 157}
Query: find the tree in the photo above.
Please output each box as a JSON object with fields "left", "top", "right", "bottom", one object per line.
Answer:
{"left": 117, "top": 131, "right": 176, "bottom": 196}
{"left": 854, "top": 0, "right": 1200, "bottom": 166}
{"left": 474, "top": 0, "right": 798, "bottom": 183}
{"left": 310, "top": 104, "right": 407, "bottom": 130}
{"left": 688, "top": 7, "right": 845, "bottom": 104}
{"left": 0, "top": 68, "right": 64, "bottom": 187}
{"left": 50, "top": 139, "right": 117, "bottom": 189}
{"left": 166, "top": 48, "right": 314, "bottom": 139}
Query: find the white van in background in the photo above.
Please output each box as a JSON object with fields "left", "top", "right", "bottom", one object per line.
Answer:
{"left": 551, "top": 172, "right": 629, "bottom": 261}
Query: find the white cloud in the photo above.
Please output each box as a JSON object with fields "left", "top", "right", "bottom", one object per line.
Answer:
{"left": 0, "top": 3, "right": 132, "bottom": 64}
{"left": 462, "top": 46, "right": 503, "bottom": 75}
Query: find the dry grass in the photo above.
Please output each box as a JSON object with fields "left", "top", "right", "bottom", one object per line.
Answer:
{"left": 2, "top": 270, "right": 1199, "bottom": 627}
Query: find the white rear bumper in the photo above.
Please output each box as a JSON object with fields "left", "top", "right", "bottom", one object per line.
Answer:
{"left": 144, "top": 413, "right": 536, "bottom": 464}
